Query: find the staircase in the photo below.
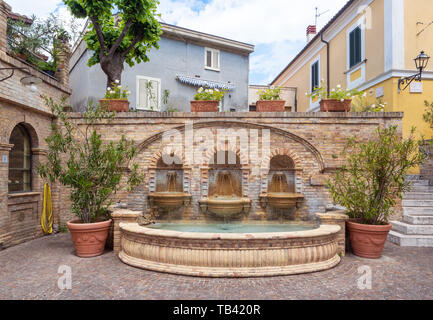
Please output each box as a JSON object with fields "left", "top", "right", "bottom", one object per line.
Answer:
{"left": 388, "top": 176, "right": 433, "bottom": 247}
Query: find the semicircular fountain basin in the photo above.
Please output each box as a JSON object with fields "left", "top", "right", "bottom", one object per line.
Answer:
{"left": 118, "top": 222, "right": 342, "bottom": 277}
{"left": 199, "top": 196, "right": 251, "bottom": 218}
{"left": 148, "top": 192, "right": 191, "bottom": 210}
{"left": 262, "top": 192, "right": 305, "bottom": 209}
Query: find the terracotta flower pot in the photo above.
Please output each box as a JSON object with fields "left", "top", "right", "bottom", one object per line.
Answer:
{"left": 347, "top": 220, "right": 392, "bottom": 259}
{"left": 256, "top": 100, "right": 286, "bottom": 112}
{"left": 67, "top": 219, "right": 112, "bottom": 258}
{"left": 320, "top": 99, "right": 351, "bottom": 112}
{"left": 99, "top": 99, "right": 130, "bottom": 112}
{"left": 191, "top": 100, "right": 219, "bottom": 112}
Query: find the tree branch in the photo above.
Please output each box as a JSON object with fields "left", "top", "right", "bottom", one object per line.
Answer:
{"left": 89, "top": 16, "right": 108, "bottom": 57}
{"left": 108, "top": 19, "right": 133, "bottom": 57}
{"left": 121, "top": 33, "right": 144, "bottom": 59}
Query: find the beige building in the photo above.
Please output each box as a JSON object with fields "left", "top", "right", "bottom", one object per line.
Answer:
{"left": 272, "top": 0, "right": 433, "bottom": 143}
{"left": 248, "top": 85, "right": 297, "bottom": 111}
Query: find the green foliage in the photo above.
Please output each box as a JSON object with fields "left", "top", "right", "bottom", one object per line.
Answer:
{"left": 7, "top": 13, "right": 78, "bottom": 73}
{"left": 308, "top": 81, "right": 365, "bottom": 101}
{"left": 37, "top": 97, "right": 144, "bottom": 223}
{"left": 424, "top": 100, "right": 433, "bottom": 131}
{"left": 64, "top": 0, "right": 162, "bottom": 68}
{"left": 104, "top": 80, "right": 131, "bottom": 99}
{"left": 351, "top": 97, "right": 387, "bottom": 112}
{"left": 258, "top": 86, "right": 282, "bottom": 101}
{"left": 194, "top": 87, "right": 227, "bottom": 101}
{"left": 162, "top": 89, "right": 170, "bottom": 105}
{"left": 328, "top": 126, "right": 426, "bottom": 225}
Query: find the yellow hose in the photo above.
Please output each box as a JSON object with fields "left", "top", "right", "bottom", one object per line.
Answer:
{"left": 41, "top": 183, "right": 53, "bottom": 234}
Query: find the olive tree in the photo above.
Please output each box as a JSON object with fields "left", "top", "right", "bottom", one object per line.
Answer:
{"left": 63, "top": 0, "right": 162, "bottom": 87}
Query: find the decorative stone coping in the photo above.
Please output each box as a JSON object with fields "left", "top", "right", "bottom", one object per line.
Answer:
{"left": 68, "top": 111, "right": 404, "bottom": 120}
{"left": 118, "top": 222, "right": 342, "bottom": 277}
{"left": 8, "top": 192, "right": 41, "bottom": 198}
{"left": 317, "top": 211, "right": 349, "bottom": 257}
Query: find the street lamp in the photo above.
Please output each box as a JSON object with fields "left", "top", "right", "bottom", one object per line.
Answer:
{"left": 0, "top": 67, "right": 42, "bottom": 92}
{"left": 398, "top": 51, "right": 430, "bottom": 93}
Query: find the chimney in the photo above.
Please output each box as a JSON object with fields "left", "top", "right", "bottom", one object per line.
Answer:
{"left": 54, "top": 36, "right": 71, "bottom": 87}
{"left": 0, "top": 0, "right": 11, "bottom": 53}
{"left": 306, "top": 25, "right": 317, "bottom": 43}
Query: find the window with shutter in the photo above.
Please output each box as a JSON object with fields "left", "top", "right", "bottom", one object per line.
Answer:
{"left": 349, "top": 26, "right": 362, "bottom": 68}
{"left": 136, "top": 76, "right": 161, "bottom": 111}
{"left": 311, "top": 61, "right": 319, "bottom": 92}
{"left": 205, "top": 48, "right": 220, "bottom": 71}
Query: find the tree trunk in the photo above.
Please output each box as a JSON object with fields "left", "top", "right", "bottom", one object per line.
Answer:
{"left": 100, "top": 53, "right": 124, "bottom": 88}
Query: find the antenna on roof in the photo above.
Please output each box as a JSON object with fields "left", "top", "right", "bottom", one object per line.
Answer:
{"left": 315, "top": 7, "right": 330, "bottom": 26}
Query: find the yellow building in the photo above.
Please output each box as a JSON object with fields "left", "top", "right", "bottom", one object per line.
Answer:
{"left": 272, "top": 0, "right": 433, "bottom": 141}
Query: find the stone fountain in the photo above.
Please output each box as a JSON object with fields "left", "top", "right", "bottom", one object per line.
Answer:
{"left": 199, "top": 170, "right": 251, "bottom": 219}
{"left": 148, "top": 171, "right": 191, "bottom": 211}
{"left": 260, "top": 172, "right": 304, "bottom": 210}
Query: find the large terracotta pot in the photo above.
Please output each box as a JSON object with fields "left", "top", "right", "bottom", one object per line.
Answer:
{"left": 320, "top": 99, "right": 351, "bottom": 112}
{"left": 347, "top": 220, "right": 392, "bottom": 259}
{"left": 99, "top": 99, "right": 130, "bottom": 112}
{"left": 67, "top": 219, "right": 112, "bottom": 258}
{"left": 191, "top": 100, "right": 219, "bottom": 112}
{"left": 256, "top": 100, "right": 286, "bottom": 112}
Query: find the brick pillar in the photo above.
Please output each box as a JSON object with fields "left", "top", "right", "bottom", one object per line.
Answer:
{"left": 316, "top": 211, "right": 349, "bottom": 256}
{"left": 0, "top": 1, "right": 11, "bottom": 53}
{"left": 54, "top": 37, "right": 71, "bottom": 87}
{"left": 0, "top": 143, "right": 13, "bottom": 248}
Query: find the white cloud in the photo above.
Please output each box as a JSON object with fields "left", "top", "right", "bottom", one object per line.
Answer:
{"left": 6, "top": 0, "right": 63, "bottom": 18}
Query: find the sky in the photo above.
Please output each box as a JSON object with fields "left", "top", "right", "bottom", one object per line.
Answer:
{"left": 6, "top": 0, "right": 348, "bottom": 84}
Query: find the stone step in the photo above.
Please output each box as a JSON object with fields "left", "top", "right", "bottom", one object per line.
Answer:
{"left": 403, "top": 207, "right": 433, "bottom": 215}
{"left": 388, "top": 230, "right": 433, "bottom": 247}
{"left": 402, "top": 200, "right": 433, "bottom": 207}
{"left": 403, "top": 192, "right": 433, "bottom": 200}
{"left": 403, "top": 214, "right": 433, "bottom": 225}
{"left": 409, "top": 180, "right": 430, "bottom": 186}
{"left": 409, "top": 186, "right": 433, "bottom": 192}
{"left": 391, "top": 221, "right": 433, "bottom": 235}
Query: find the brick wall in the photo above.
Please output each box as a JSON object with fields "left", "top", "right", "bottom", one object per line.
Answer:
{"left": 0, "top": 0, "right": 71, "bottom": 249}
{"left": 57, "top": 112, "right": 403, "bottom": 225}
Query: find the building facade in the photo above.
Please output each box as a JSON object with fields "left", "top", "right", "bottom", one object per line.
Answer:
{"left": 0, "top": 0, "right": 71, "bottom": 249}
{"left": 272, "top": 0, "right": 433, "bottom": 143}
{"left": 70, "top": 23, "right": 254, "bottom": 113}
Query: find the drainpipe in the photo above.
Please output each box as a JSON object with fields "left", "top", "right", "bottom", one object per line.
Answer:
{"left": 321, "top": 33, "right": 330, "bottom": 97}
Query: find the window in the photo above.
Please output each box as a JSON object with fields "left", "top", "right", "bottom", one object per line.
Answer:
{"left": 205, "top": 48, "right": 220, "bottom": 71}
{"left": 349, "top": 26, "right": 362, "bottom": 68}
{"left": 8, "top": 124, "right": 32, "bottom": 193}
{"left": 136, "top": 76, "right": 161, "bottom": 111}
{"left": 311, "top": 61, "right": 319, "bottom": 92}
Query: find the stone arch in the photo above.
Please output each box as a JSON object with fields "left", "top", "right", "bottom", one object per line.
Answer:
{"left": 263, "top": 148, "right": 303, "bottom": 170}
{"left": 131, "top": 120, "right": 325, "bottom": 172}
{"left": 8, "top": 122, "right": 39, "bottom": 149}
{"left": 202, "top": 145, "right": 249, "bottom": 169}
{"left": 148, "top": 149, "right": 186, "bottom": 169}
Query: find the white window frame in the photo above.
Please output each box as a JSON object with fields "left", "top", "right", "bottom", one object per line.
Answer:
{"left": 346, "top": 16, "right": 366, "bottom": 89}
{"left": 308, "top": 55, "right": 321, "bottom": 111}
{"left": 204, "top": 47, "right": 220, "bottom": 72}
{"left": 136, "top": 75, "right": 162, "bottom": 111}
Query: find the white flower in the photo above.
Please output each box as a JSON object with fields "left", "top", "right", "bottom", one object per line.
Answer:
{"left": 126, "top": 91, "right": 131, "bottom": 95}
{"left": 337, "top": 84, "right": 341, "bottom": 89}
{"left": 331, "top": 88, "right": 335, "bottom": 92}
{"left": 115, "top": 80, "right": 120, "bottom": 84}
{"left": 107, "top": 87, "right": 111, "bottom": 91}
{"left": 305, "top": 92, "right": 308, "bottom": 96}
{"left": 363, "top": 92, "right": 367, "bottom": 97}
{"left": 209, "top": 89, "right": 214, "bottom": 94}
{"left": 198, "top": 87, "right": 204, "bottom": 93}
{"left": 371, "top": 104, "right": 376, "bottom": 108}
{"left": 340, "top": 98, "right": 344, "bottom": 102}
{"left": 118, "top": 85, "right": 122, "bottom": 88}
{"left": 215, "top": 89, "right": 220, "bottom": 92}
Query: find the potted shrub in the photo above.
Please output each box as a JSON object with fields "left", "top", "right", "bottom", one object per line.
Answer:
{"left": 328, "top": 126, "right": 426, "bottom": 258}
{"left": 191, "top": 87, "right": 227, "bottom": 112}
{"left": 38, "top": 97, "right": 143, "bottom": 257}
{"left": 255, "top": 86, "right": 285, "bottom": 112}
{"left": 308, "top": 83, "right": 364, "bottom": 112}
{"left": 100, "top": 80, "right": 131, "bottom": 112}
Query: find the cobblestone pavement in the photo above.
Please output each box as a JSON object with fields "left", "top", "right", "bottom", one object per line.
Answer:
{"left": 0, "top": 233, "right": 432, "bottom": 300}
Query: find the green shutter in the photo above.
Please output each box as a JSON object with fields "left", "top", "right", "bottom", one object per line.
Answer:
{"left": 349, "top": 27, "right": 362, "bottom": 68}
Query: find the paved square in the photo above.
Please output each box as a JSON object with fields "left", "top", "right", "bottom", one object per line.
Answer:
{"left": 0, "top": 233, "right": 432, "bottom": 300}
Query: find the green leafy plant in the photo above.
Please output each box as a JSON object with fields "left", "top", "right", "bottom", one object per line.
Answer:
{"left": 37, "top": 97, "right": 143, "bottom": 224}
{"left": 308, "top": 81, "right": 365, "bottom": 101}
{"left": 194, "top": 87, "right": 227, "bottom": 101}
{"left": 327, "top": 126, "right": 426, "bottom": 225}
{"left": 351, "top": 97, "right": 387, "bottom": 112}
{"left": 64, "top": 0, "right": 162, "bottom": 87}
{"left": 104, "top": 80, "right": 131, "bottom": 100}
{"left": 424, "top": 100, "right": 433, "bottom": 131}
{"left": 258, "top": 86, "right": 282, "bottom": 101}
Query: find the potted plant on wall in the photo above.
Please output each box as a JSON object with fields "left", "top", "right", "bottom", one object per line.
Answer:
{"left": 256, "top": 86, "right": 285, "bottom": 112}
{"left": 328, "top": 126, "right": 426, "bottom": 258}
{"left": 37, "top": 97, "right": 143, "bottom": 257}
{"left": 308, "top": 82, "right": 365, "bottom": 112}
{"left": 100, "top": 80, "right": 131, "bottom": 112}
{"left": 191, "top": 87, "right": 227, "bottom": 112}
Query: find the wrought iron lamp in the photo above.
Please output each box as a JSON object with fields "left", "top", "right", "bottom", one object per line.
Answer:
{"left": 398, "top": 51, "right": 430, "bottom": 93}
{"left": 0, "top": 67, "right": 42, "bottom": 92}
